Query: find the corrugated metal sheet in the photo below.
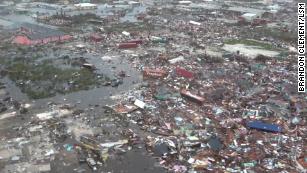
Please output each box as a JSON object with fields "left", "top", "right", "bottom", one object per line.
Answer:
{"left": 126, "top": 39, "right": 143, "bottom": 45}
{"left": 176, "top": 67, "right": 194, "bottom": 79}
{"left": 180, "top": 89, "right": 205, "bottom": 104}
{"left": 118, "top": 42, "right": 138, "bottom": 49}
{"left": 13, "top": 36, "right": 31, "bottom": 45}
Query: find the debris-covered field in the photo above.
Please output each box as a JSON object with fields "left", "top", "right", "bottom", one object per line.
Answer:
{"left": 0, "top": 0, "right": 305, "bottom": 173}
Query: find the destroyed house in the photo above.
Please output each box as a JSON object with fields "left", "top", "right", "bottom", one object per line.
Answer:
{"left": 13, "top": 23, "right": 72, "bottom": 45}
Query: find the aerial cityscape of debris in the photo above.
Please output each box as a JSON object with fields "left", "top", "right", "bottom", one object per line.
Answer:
{"left": 0, "top": 0, "right": 305, "bottom": 172}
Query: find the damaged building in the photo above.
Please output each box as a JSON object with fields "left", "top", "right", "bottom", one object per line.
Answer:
{"left": 13, "top": 23, "right": 72, "bottom": 45}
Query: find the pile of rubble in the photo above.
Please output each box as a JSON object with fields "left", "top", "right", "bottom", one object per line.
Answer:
{"left": 108, "top": 50, "right": 306, "bottom": 172}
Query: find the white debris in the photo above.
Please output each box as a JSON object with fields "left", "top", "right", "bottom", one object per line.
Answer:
{"left": 101, "top": 56, "right": 113, "bottom": 61}
{"left": 189, "top": 20, "right": 201, "bottom": 26}
{"left": 74, "top": 3, "right": 97, "bottom": 9}
{"left": 134, "top": 99, "right": 146, "bottom": 109}
{"left": 241, "top": 13, "right": 258, "bottom": 22}
{"left": 0, "top": 149, "right": 22, "bottom": 160}
{"left": 223, "top": 44, "right": 280, "bottom": 58}
{"left": 178, "top": 1, "right": 192, "bottom": 4}
{"left": 75, "top": 44, "right": 86, "bottom": 48}
{"left": 36, "top": 109, "right": 72, "bottom": 120}
{"left": 150, "top": 36, "right": 163, "bottom": 41}
{"left": 0, "top": 112, "right": 17, "bottom": 120}
{"left": 29, "top": 125, "right": 43, "bottom": 132}
{"left": 122, "top": 31, "right": 130, "bottom": 37}
{"left": 169, "top": 56, "right": 185, "bottom": 64}
{"left": 22, "top": 103, "right": 31, "bottom": 109}
{"left": 188, "top": 158, "right": 195, "bottom": 164}
{"left": 36, "top": 111, "right": 56, "bottom": 120}
{"left": 11, "top": 156, "right": 20, "bottom": 161}
{"left": 100, "top": 139, "right": 128, "bottom": 148}
{"left": 110, "top": 94, "right": 124, "bottom": 100}
{"left": 288, "top": 46, "right": 297, "bottom": 53}
{"left": 45, "top": 149, "right": 55, "bottom": 156}
{"left": 38, "top": 164, "right": 51, "bottom": 172}
{"left": 128, "top": 1, "right": 140, "bottom": 5}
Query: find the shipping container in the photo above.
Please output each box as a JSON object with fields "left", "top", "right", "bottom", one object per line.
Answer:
{"left": 143, "top": 68, "right": 167, "bottom": 78}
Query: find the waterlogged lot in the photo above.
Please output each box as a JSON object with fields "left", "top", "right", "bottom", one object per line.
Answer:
{"left": 1, "top": 45, "right": 107, "bottom": 99}
{"left": 0, "top": 42, "right": 164, "bottom": 173}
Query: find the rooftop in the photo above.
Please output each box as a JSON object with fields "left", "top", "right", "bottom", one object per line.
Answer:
{"left": 19, "top": 23, "right": 67, "bottom": 40}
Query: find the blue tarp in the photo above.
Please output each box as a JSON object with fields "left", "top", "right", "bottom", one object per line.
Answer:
{"left": 247, "top": 121, "right": 282, "bottom": 133}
